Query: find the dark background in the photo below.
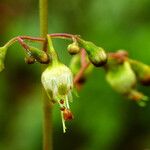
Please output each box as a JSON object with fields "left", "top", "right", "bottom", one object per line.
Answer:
{"left": 0, "top": 0, "right": 150, "bottom": 149}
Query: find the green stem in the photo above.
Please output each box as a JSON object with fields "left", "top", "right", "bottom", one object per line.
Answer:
{"left": 4, "top": 37, "right": 17, "bottom": 48}
{"left": 39, "top": 0, "right": 48, "bottom": 37}
{"left": 47, "top": 35, "right": 59, "bottom": 64}
{"left": 39, "top": 0, "right": 53, "bottom": 150}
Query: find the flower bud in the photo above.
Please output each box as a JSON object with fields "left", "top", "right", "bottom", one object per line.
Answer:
{"left": 69, "top": 54, "right": 93, "bottom": 76}
{"left": 0, "top": 46, "right": 7, "bottom": 72}
{"left": 41, "top": 61, "right": 74, "bottom": 132}
{"left": 29, "top": 46, "right": 50, "bottom": 64}
{"left": 129, "top": 59, "right": 150, "bottom": 85}
{"left": 106, "top": 61, "right": 136, "bottom": 94}
{"left": 106, "top": 60, "right": 149, "bottom": 105}
{"left": 78, "top": 39, "right": 107, "bottom": 67}
{"left": 67, "top": 42, "right": 80, "bottom": 55}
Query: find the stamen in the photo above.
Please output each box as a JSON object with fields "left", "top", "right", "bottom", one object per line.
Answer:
{"left": 65, "top": 96, "right": 70, "bottom": 109}
{"left": 61, "top": 111, "right": 66, "bottom": 133}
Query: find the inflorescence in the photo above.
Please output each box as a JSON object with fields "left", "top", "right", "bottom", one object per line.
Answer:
{"left": 0, "top": 33, "right": 150, "bottom": 132}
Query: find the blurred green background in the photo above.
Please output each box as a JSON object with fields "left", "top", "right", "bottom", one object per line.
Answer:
{"left": 0, "top": 0, "right": 150, "bottom": 150}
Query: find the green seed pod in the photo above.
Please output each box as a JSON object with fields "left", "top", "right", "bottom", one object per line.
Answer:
{"left": 0, "top": 46, "right": 7, "bottom": 72}
{"left": 67, "top": 42, "right": 80, "bottom": 55}
{"left": 106, "top": 61, "right": 137, "bottom": 94}
{"left": 69, "top": 54, "right": 93, "bottom": 77}
{"left": 129, "top": 59, "right": 150, "bottom": 85}
{"left": 78, "top": 39, "right": 107, "bottom": 67}
{"left": 29, "top": 46, "right": 50, "bottom": 64}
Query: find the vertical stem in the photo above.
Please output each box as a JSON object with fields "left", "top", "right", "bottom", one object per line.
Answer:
{"left": 39, "top": 0, "right": 53, "bottom": 150}
{"left": 39, "top": 0, "right": 48, "bottom": 37}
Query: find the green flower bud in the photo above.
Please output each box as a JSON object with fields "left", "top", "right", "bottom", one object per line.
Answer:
{"left": 67, "top": 42, "right": 80, "bottom": 55}
{"left": 106, "top": 60, "right": 149, "bottom": 105}
{"left": 69, "top": 54, "right": 93, "bottom": 77}
{"left": 0, "top": 46, "right": 7, "bottom": 72}
{"left": 78, "top": 39, "right": 107, "bottom": 67}
{"left": 29, "top": 46, "right": 50, "bottom": 64}
{"left": 41, "top": 61, "right": 74, "bottom": 132}
{"left": 129, "top": 59, "right": 150, "bottom": 85}
{"left": 106, "top": 61, "right": 136, "bottom": 94}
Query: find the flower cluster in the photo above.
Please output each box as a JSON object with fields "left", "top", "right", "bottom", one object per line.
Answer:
{"left": 0, "top": 34, "right": 150, "bottom": 133}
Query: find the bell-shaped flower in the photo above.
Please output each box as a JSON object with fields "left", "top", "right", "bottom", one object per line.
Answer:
{"left": 41, "top": 61, "right": 74, "bottom": 132}
{"left": 106, "top": 58, "right": 148, "bottom": 106}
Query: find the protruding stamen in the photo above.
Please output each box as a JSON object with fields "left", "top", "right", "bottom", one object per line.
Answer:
{"left": 65, "top": 96, "right": 70, "bottom": 109}
{"left": 61, "top": 111, "right": 66, "bottom": 133}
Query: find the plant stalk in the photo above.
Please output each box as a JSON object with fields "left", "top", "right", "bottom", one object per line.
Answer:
{"left": 39, "top": 0, "right": 53, "bottom": 150}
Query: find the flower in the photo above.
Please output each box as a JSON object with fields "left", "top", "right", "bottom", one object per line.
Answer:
{"left": 41, "top": 61, "right": 74, "bottom": 132}
{"left": 106, "top": 58, "right": 148, "bottom": 106}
